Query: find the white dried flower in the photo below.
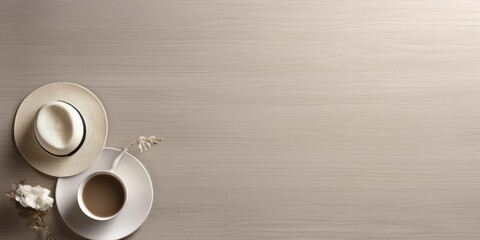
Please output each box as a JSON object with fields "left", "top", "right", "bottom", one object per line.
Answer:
{"left": 135, "top": 136, "right": 163, "bottom": 152}
{"left": 15, "top": 184, "right": 54, "bottom": 211}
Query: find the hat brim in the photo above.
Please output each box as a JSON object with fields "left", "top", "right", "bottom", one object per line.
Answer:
{"left": 14, "top": 82, "right": 108, "bottom": 177}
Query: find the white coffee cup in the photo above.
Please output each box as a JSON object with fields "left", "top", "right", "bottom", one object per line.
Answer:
{"left": 34, "top": 101, "right": 85, "bottom": 156}
{"left": 77, "top": 170, "right": 128, "bottom": 221}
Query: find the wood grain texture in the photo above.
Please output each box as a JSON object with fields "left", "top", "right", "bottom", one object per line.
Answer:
{"left": 2, "top": 0, "right": 480, "bottom": 239}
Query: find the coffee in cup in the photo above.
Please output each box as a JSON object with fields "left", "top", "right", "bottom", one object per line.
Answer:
{"left": 77, "top": 171, "right": 127, "bottom": 221}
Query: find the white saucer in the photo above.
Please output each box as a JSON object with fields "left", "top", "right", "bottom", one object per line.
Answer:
{"left": 56, "top": 147, "right": 154, "bottom": 240}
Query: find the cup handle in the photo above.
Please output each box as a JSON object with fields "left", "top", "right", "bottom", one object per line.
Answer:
{"left": 109, "top": 147, "right": 128, "bottom": 172}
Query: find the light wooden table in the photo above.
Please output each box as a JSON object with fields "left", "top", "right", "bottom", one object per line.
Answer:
{"left": 2, "top": 1, "right": 480, "bottom": 239}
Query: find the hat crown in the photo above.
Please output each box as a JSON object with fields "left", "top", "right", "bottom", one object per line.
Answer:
{"left": 34, "top": 101, "right": 85, "bottom": 156}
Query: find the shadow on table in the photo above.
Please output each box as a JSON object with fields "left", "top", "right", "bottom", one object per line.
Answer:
{"left": 0, "top": 200, "right": 25, "bottom": 235}
{"left": 52, "top": 205, "right": 88, "bottom": 240}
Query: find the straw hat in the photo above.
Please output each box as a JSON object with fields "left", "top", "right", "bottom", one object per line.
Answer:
{"left": 14, "top": 82, "right": 108, "bottom": 177}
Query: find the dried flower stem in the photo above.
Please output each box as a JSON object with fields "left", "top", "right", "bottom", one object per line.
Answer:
{"left": 31, "top": 212, "right": 55, "bottom": 240}
{"left": 109, "top": 135, "right": 164, "bottom": 172}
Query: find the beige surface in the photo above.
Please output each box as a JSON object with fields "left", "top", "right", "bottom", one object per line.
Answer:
{"left": 2, "top": 0, "right": 480, "bottom": 239}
